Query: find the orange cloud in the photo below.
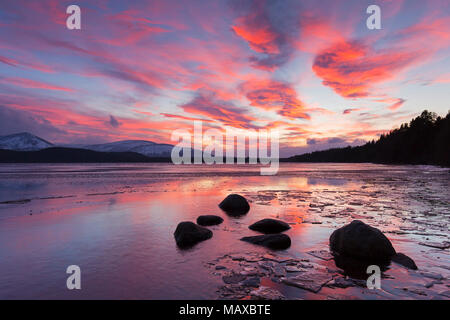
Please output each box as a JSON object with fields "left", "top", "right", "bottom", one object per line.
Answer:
{"left": 313, "top": 40, "right": 423, "bottom": 98}
{"left": 232, "top": 16, "right": 280, "bottom": 55}
{"left": 230, "top": 0, "right": 301, "bottom": 71}
{"left": 180, "top": 93, "right": 257, "bottom": 129}
{"left": 240, "top": 79, "right": 310, "bottom": 120}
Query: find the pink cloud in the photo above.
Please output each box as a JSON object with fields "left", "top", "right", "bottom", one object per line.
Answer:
{"left": 1, "top": 77, "right": 74, "bottom": 92}
{"left": 240, "top": 79, "right": 310, "bottom": 120}
{"left": 313, "top": 40, "right": 424, "bottom": 98}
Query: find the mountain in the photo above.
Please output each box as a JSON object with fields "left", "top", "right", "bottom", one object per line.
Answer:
{"left": 0, "top": 132, "right": 53, "bottom": 151}
{"left": 83, "top": 140, "right": 173, "bottom": 157}
{"left": 288, "top": 110, "right": 450, "bottom": 167}
{"left": 0, "top": 147, "right": 171, "bottom": 163}
{"left": 0, "top": 133, "right": 174, "bottom": 157}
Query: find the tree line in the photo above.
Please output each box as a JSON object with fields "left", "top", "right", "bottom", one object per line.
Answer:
{"left": 288, "top": 110, "right": 450, "bottom": 167}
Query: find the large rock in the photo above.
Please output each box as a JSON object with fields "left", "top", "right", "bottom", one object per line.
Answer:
{"left": 219, "top": 194, "right": 250, "bottom": 216}
{"left": 330, "top": 220, "right": 396, "bottom": 263}
{"left": 249, "top": 218, "right": 290, "bottom": 234}
{"left": 332, "top": 254, "right": 387, "bottom": 279}
{"left": 241, "top": 234, "right": 291, "bottom": 250}
{"left": 196, "top": 215, "right": 223, "bottom": 226}
{"left": 174, "top": 221, "right": 212, "bottom": 248}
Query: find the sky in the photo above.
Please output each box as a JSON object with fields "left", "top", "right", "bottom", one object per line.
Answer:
{"left": 0, "top": 0, "right": 449, "bottom": 156}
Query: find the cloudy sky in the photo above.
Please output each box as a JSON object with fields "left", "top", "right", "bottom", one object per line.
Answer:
{"left": 0, "top": 0, "right": 448, "bottom": 155}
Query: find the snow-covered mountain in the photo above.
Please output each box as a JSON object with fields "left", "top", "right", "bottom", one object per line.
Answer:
{"left": 0, "top": 133, "right": 174, "bottom": 157}
{"left": 0, "top": 132, "right": 53, "bottom": 151}
{"left": 83, "top": 140, "right": 173, "bottom": 157}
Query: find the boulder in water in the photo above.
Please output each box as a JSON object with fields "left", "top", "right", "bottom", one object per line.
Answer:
{"left": 241, "top": 234, "right": 291, "bottom": 250}
{"left": 329, "top": 220, "right": 396, "bottom": 263}
{"left": 219, "top": 194, "right": 250, "bottom": 216}
{"left": 174, "top": 221, "right": 212, "bottom": 248}
{"left": 196, "top": 215, "right": 224, "bottom": 226}
{"left": 249, "top": 218, "right": 290, "bottom": 234}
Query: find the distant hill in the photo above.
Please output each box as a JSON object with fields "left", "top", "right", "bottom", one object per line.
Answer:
{"left": 288, "top": 110, "right": 450, "bottom": 167}
{"left": 0, "top": 147, "right": 172, "bottom": 163}
{"left": 84, "top": 140, "right": 173, "bottom": 157}
{"left": 0, "top": 133, "right": 174, "bottom": 157}
{"left": 0, "top": 132, "right": 53, "bottom": 151}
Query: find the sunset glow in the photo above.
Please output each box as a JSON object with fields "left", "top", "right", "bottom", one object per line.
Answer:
{"left": 0, "top": 0, "right": 449, "bottom": 155}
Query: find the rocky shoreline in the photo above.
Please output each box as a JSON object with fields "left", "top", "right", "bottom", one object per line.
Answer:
{"left": 205, "top": 249, "right": 449, "bottom": 300}
{"left": 174, "top": 193, "right": 450, "bottom": 300}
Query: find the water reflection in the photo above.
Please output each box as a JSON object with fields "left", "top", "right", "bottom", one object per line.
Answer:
{"left": 0, "top": 163, "right": 448, "bottom": 299}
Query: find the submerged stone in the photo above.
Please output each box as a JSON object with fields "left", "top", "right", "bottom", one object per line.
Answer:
{"left": 196, "top": 215, "right": 224, "bottom": 226}
{"left": 249, "top": 218, "right": 290, "bottom": 234}
{"left": 241, "top": 234, "right": 291, "bottom": 250}
{"left": 219, "top": 194, "right": 250, "bottom": 216}
{"left": 329, "top": 220, "right": 396, "bottom": 263}
{"left": 174, "top": 221, "right": 212, "bottom": 248}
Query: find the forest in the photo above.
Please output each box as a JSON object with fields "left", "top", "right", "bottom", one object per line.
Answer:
{"left": 288, "top": 110, "right": 450, "bottom": 167}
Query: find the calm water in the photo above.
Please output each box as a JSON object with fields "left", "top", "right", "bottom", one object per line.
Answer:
{"left": 0, "top": 163, "right": 448, "bottom": 299}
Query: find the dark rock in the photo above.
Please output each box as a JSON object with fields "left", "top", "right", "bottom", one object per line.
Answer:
{"left": 333, "top": 253, "right": 389, "bottom": 279}
{"left": 219, "top": 194, "right": 250, "bottom": 216}
{"left": 174, "top": 221, "right": 212, "bottom": 248}
{"left": 330, "top": 220, "right": 396, "bottom": 264}
{"left": 333, "top": 254, "right": 370, "bottom": 279}
{"left": 241, "top": 277, "right": 261, "bottom": 287}
{"left": 391, "top": 253, "right": 418, "bottom": 270}
{"left": 222, "top": 274, "right": 246, "bottom": 284}
{"left": 241, "top": 234, "right": 291, "bottom": 250}
{"left": 196, "top": 215, "right": 224, "bottom": 226}
{"left": 249, "top": 218, "right": 290, "bottom": 234}
{"left": 215, "top": 265, "right": 226, "bottom": 270}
